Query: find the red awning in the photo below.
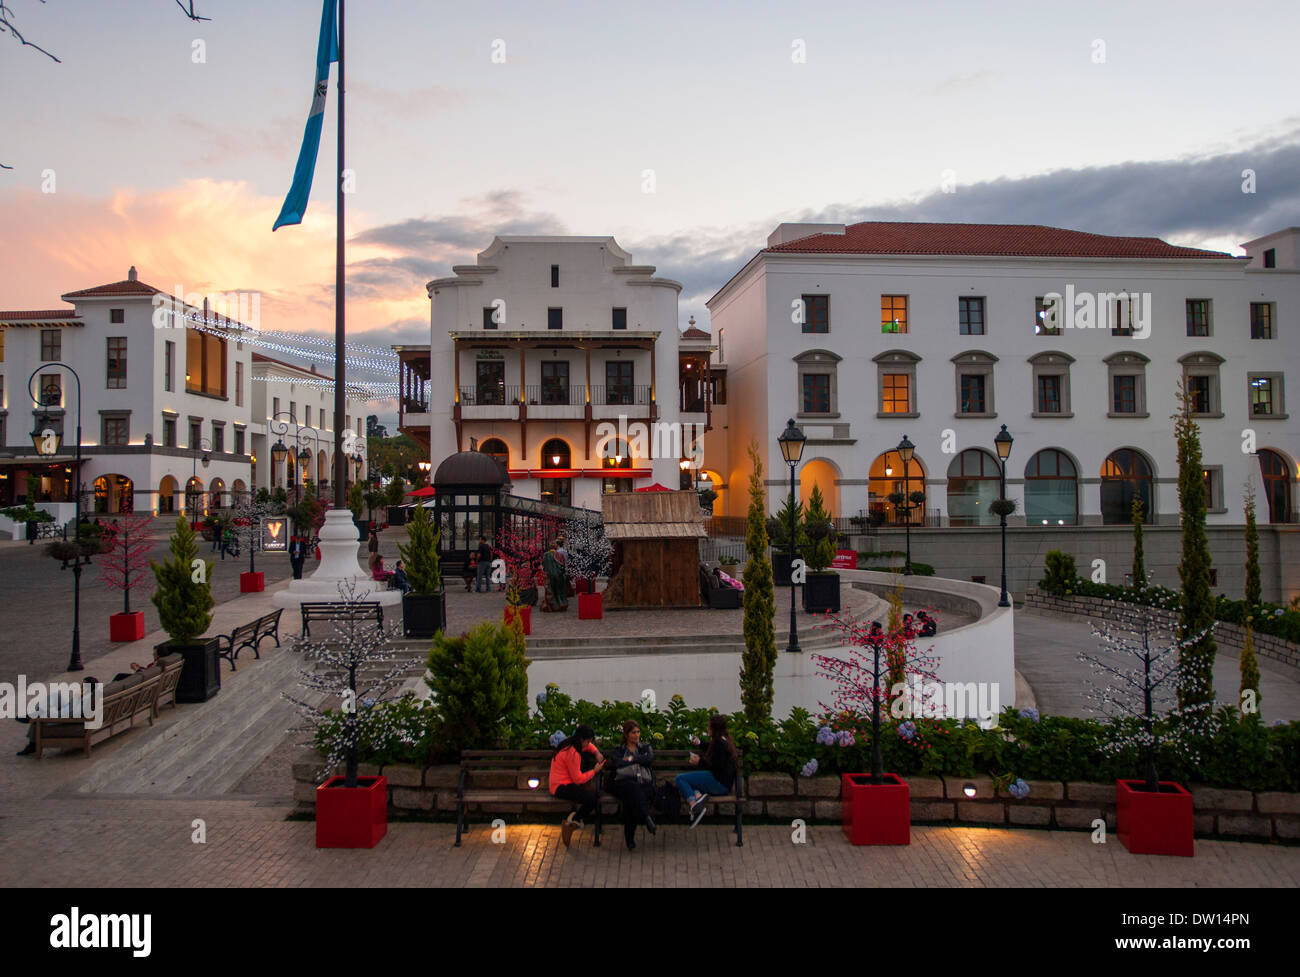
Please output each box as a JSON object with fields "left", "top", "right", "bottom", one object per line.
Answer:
{"left": 635, "top": 482, "right": 674, "bottom": 493}
{"left": 406, "top": 486, "right": 436, "bottom": 498}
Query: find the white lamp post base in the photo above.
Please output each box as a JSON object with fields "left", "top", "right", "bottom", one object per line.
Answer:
{"left": 272, "top": 509, "right": 402, "bottom": 608}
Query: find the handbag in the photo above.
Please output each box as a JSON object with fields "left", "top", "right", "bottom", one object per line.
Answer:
{"left": 615, "top": 762, "right": 653, "bottom": 786}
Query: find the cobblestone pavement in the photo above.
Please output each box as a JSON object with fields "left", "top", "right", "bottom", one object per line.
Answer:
{"left": 2, "top": 799, "right": 1296, "bottom": 887}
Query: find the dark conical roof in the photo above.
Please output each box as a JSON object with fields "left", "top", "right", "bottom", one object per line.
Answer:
{"left": 433, "top": 450, "right": 508, "bottom": 487}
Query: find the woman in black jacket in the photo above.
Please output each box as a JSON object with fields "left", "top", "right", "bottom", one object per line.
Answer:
{"left": 675, "top": 714, "right": 739, "bottom": 828}
{"left": 607, "top": 720, "right": 657, "bottom": 849}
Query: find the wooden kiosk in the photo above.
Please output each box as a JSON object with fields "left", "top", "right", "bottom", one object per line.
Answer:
{"left": 601, "top": 490, "right": 705, "bottom": 608}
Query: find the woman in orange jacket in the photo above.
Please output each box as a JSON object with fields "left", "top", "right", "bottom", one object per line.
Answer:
{"left": 549, "top": 724, "right": 606, "bottom": 847}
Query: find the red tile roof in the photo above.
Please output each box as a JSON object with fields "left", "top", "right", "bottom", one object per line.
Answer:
{"left": 61, "top": 278, "right": 162, "bottom": 300}
{"left": 765, "top": 222, "right": 1234, "bottom": 260}
{"left": 681, "top": 326, "right": 711, "bottom": 339}
{"left": 0, "top": 309, "right": 81, "bottom": 321}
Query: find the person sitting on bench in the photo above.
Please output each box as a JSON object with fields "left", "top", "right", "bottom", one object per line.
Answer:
{"left": 550, "top": 724, "right": 605, "bottom": 848}
{"left": 16, "top": 677, "right": 101, "bottom": 756}
{"left": 915, "top": 610, "right": 938, "bottom": 637}
{"left": 675, "top": 714, "right": 739, "bottom": 828}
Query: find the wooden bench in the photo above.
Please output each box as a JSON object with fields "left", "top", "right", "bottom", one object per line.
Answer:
{"left": 300, "top": 601, "right": 383, "bottom": 638}
{"left": 454, "top": 748, "right": 745, "bottom": 847}
{"left": 215, "top": 608, "right": 283, "bottom": 671}
{"left": 32, "top": 654, "right": 187, "bottom": 758}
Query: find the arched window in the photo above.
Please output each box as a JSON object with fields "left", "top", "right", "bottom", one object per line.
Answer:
{"left": 480, "top": 438, "right": 509, "bottom": 470}
{"left": 1024, "top": 449, "right": 1078, "bottom": 525}
{"left": 1258, "top": 449, "right": 1292, "bottom": 524}
{"left": 540, "top": 439, "right": 571, "bottom": 507}
{"left": 1101, "top": 449, "right": 1153, "bottom": 525}
{"left": 93, "top": 474, "right": 133, "bottom": 514}
{"left": 868, "top": 451, "right": 926, "bottom": 525}
{"left": 601, "top": 438, "right": 632, "bottom": 494}
{"left": 945, "top": 449, "right": 1000, "bottom": 526}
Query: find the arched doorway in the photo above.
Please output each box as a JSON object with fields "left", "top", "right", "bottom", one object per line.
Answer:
{"left": 93, "top": 474, "right": 134, "bottom": 514}
{"left": 231, "top": 479, "right": 248, "bottom": 506}
{"left": 158, "top": 475, "right": 178, "bottom": 514}
{"left": 1024, "top": 449, "right": 1078, "bottom": 525}
{"left": 1258, "top": 449, "right": 1293, "bottom": 524}
{"left": 185, "top": 476, "right": 205, "bottom": 517}
{"left": 946, "top": 449, "right": 1000, "bottom": 526}
{"left": 540, "top": 438, "right": 572, "bottom": 507}
{"left": 799, "top": 458, "right": 841, "bottom": 516}
{"left": 1101, "top": 448, "right": 1153, "bottom": 525}
{"left": 318, "top": 449, "right": 328, "bottom": 486}
{"left": 209, "top": 477, "right": 226, "bottom": 510}
{"left": 868, "top": 451, "right": 927, "bottom": 525}
{"left": 600, "top": 438, "right": 633, "bottom": 494}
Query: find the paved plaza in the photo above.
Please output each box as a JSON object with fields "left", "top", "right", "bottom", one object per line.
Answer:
{"left": 2, "top": 527, "right": 1299, "bottom": 888}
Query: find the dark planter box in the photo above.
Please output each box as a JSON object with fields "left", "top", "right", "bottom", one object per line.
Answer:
{"left": 316, "top": 775, "right": 388, "bottom": 848}
{"left": 353, "top": 519, "right": 367, "bottom": 541}
{"left": 157, "top": 638, "right": 222, "bottom": 702}
{"left": 387, "top": 506, "right": 406, "bottom": 527}
{"left": 842, "top": 772, "right": 910, "bottom": 845}
{"left": 802, "top": 572, "right": 841, "bottom": 613}
{"left": 402, "top": 591, "right": 446, "bottom": 639}
{"left": 1116, "top": 779, "right": 1194, "bottom": 857}
{"left": 772, "top": 551, "right": 794, "bottom": 587}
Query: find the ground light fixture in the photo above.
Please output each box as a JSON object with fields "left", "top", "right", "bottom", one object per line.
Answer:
{"left": 527, "top": 778, "right": 540, "bottom": 789}
{"left": 963, "top": 783, "right": 977, "bottom": 798}
{"left": 778, "top": 418, "right": 806, "bottom": 654}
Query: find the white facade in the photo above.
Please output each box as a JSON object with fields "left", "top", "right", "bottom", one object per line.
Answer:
{"left": 705, "top": 223, "right": 1300, "bottom": 528}
{"left": 416, "top": 236, "right": 696, "bottom": 511}
{"left": 0, "top": 269, "right": 254, "bottom": 520}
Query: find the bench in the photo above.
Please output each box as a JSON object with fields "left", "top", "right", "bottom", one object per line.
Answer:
{"left": 700, "top": 565, "right": 742, "bottom": 609}
{"left": 33, "top": 655, "right": 185, "bottom": 758}
{"left": 454, "top": 748, "right": 744, "bottom": 847}
{"left": 215, "top": 608, "right": 283, "bottom": 671}
{"left": 300, "top": 601, "right": 383, "bottom": 638}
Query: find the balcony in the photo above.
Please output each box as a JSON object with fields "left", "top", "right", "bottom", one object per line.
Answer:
{"left": 590, "top": 384, "right": 651, "bottom": 420}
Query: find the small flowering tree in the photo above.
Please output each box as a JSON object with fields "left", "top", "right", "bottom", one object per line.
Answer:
{"left": 813, "top": 614, "right": 940, "bottom": 783}
{"left": 563, "top": 514, "right": 612, "bottom": 589}
{"left": 98, "top": 512, "right": 154, "bottom": 615}
{"left": 231, "top": 493, "right": 275, "bottom": 576}
{"left": 284, "top": 579, "right": 426, "bottom": 786}
{"left": 1077, "top": 591, "right": 1216, "bottom": 793}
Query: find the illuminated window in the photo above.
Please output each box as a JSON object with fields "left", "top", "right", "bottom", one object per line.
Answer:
{"left": 882, "top": 374, "right": 909, "bottom": 414}
{"left": 881, "top": 295, "right": 908, "bottom": 334}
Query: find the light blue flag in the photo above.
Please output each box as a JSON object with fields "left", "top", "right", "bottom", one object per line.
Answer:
{"left": 273, "top": 0, "right": 339, "bottom": 230}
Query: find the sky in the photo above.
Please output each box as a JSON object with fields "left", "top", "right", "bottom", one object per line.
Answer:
{"left": 2, "top": 0, "right": 1298, "bottom": 426}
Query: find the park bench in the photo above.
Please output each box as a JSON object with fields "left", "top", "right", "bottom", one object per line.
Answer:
{"left": 32, "top": 655, "right": 184, "bottom": 758}
{"left": 454, "top": 748, "right": 744, "bottom": 847}
{"left": 215, "top": 608, "right": 283, "bottom": 671}
{"left": 300, "top": 601, "right": 383, "bottom": 638}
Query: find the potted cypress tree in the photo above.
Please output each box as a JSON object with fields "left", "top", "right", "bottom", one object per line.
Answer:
{"left": 385, "top": 476, "right": 407, "bottom": 526}
{"left": 151, "top": 516, "right": 219, "bottom": 702}
{"left": 397, "top": 501, "right": 444, "bottom": 638}
{"left": 800, "top": 485, "right": 840, "bottom": 613}
{"left": 769, "top": 494, "right": 806, "bottom": 587}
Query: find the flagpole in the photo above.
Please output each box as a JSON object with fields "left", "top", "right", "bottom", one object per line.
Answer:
{"left": 333, "top": 0, "right": 346, "bottom": 510}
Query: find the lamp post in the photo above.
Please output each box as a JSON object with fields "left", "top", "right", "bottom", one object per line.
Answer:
{"left": 418, "top": 459, "right": 432, "bottom": 485}
{"left": 269, "top": 413, "right": 320, "bottom": 507}
{"left": 994, "top": 424, "right": 1014, "bottom": 608}
{"left": 189, "top": 436, "right": 212, "bottom": 518}
{"left": 778, "top": 418, "right": 806, "bottom": 653}
{"left": 28, "top": 364, "right": 84, "bottom": 671}
{"left": 896, "top": 435, "right": 916, "bottom": 575}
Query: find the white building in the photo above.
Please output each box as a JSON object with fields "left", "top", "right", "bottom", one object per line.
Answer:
{"left": 248, "top": 353, "right": 368, "bottom": 499}
{"left": 705, "top": 222, "right": 1300, "bottom": 530}
{"left": 0, "top": 268, "right": 254, "bottom": 522}
{"left": 398, "top": 236, "right": 717, "bottom": 511}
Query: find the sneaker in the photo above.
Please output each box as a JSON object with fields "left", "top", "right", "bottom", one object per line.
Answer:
{"left": 689, "top": 792, "right": 708, "bottom": 813}
{"left": 644, "top": 815, "right": 656, "bottom": 836}
{"left": 690, "top": 799, "right": 709, "bottom": 828}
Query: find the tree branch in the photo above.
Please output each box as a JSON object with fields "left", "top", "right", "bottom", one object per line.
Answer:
{"left": 0, "top": 0, "right": 62, "bottom": 63}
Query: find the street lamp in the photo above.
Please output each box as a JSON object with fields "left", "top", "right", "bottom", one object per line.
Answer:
{"left": 418, "top": 459, "right": 432, "bottom": 484}
{"left": 269, "top": 413, "right": 320, "bottom": 507}
{"left": 994, "top": 424, "right": 1015, "bottom": 608}
{"left": 896, "top": 435, "right": 916, "bottom": 575}
{"left": 190, "top": 436, "right": 212, "bottom": 518}
{"left": 778, "top": 418, "right": 806, "bottom": 654}
{"left": 28, "top": 364, "right": 84, "bottom": 671}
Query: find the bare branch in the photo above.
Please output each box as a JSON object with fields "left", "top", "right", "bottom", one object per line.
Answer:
{"left": 0, "top": 0, "right": 62, "bottom": 63}
{"left": 174, "top": 0, "right": 210, "bottom": 22}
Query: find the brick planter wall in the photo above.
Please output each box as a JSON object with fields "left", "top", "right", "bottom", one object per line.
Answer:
{"left": 291, "top": 752, "right": 1300, "bottom": 842}
{"left": 1024, "top": 588, "right": 1300, "bottom": 671}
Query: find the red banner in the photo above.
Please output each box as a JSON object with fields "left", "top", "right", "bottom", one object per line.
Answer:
{"left": 831, "top": 549, "right": 857, "bottom": 570}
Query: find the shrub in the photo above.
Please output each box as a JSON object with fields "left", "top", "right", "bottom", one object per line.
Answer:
{"left": 799, "top": 484, "right": 837, "bottom": 573}
{"left": 1039, "top": 550, "right": 1077, "bottom": 595}
{"left": 398, "top": 500, "right": 442, "bottom": 595}
{"left": 740, "top": 442, "right": 776, "bottom": 723}
{"left": 425, "top": 620, "right": 530, "bottom": 751}
{"left": 150, "top": 517, "right": 214, "bottom": 644}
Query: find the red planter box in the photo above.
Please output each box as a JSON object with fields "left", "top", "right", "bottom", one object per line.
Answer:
{"left": 841, "top": 772, "right": 910, "bottom": 845}
{"left": 505, "top": 605, "right": 532, "bottom": 635}
{"left": 239, "top": 571, "right": 265, "bottom": 593}
{"left": 578, "top": 593, "right": 603, "bottom": 620}
{"left": 1116, "top": 779, "right": 1194, "bottom": 857}
{"left": 316, "top": 775, "right": 388, "bottom": 848}
{"left": 109, "top": 611, "right": 145, "bottom": 643}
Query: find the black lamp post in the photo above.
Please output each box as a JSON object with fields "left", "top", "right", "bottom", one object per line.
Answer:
{"left": 896, "top": 434, "right": 916, "bottom": 576}
{"left": 29, "top": 364, "right": 84, "bottom": 671}
{"left": 778, "top": 418, "right": 806, "bottom": 653}
{"left": 269, "top": 413, "right": 320, "bottom": 507}
{"left": 994, "top": 424, "right": 1014, "bottom": 608}
{"left": 190, "top": 436, "right": 212, "bottom": 518}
